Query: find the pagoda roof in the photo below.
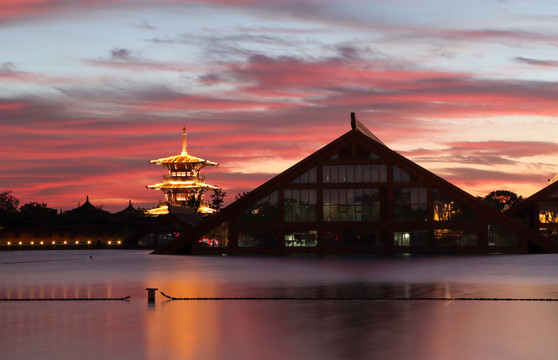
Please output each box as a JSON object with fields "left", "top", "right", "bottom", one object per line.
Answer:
{"left": 149, "top": 127, "right": 218, "bottom": 166}
{"left": 149, "top": 153, "right": 218, "bottom": 166}
{"left": 146, "top": 182, "right": 220, "bottom": 190}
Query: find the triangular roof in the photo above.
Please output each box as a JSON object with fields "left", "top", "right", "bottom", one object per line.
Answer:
{"left": 149, "top": 127, "right": 218, "bottom": 166}
{"left": 506, "top": 179, "right": 558, "bottom": 216}
{"left": 154, "top": 114, "right": 558, "bottom": 254}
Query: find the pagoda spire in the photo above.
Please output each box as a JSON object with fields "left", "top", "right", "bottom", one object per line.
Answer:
{"left": 181, "top": 126, "right": 187, "bottom": 156}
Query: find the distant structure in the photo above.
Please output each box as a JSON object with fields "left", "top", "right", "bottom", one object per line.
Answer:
{"left": 147, "top": 127, "right": 219, "bottom": 215}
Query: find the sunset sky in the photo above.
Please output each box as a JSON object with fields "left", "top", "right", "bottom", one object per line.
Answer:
{"left": 3, "top": 0, "right": 558, "bottom": 212}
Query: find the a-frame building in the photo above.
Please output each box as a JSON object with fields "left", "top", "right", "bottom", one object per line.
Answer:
{"left": 507, "top": 178, "right": 558, "bottom": 246}
{"left": 154, "top": 113, "right": 558, "bottom": 255}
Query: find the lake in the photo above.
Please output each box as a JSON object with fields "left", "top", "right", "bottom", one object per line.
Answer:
{"left": 2, "top": 250, "right": 558, "bottom": 360}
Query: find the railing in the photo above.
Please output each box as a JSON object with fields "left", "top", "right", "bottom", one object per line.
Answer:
{"left": 162, "top": 175, "right": 205, "bottom": 182}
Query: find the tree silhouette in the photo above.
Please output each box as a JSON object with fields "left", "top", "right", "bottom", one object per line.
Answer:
{"left": 0, "top": 190, "right": 19, "bottom": 214}
{"left": 482, "top": 190, "right": 522, "bottom": 211}
{"left": 210, "top": 188, "right": 226, "bottom": 211}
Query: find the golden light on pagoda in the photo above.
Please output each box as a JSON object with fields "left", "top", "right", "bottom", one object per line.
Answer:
{"left": 146, "top": 127, "right": 220, "bottom": 214}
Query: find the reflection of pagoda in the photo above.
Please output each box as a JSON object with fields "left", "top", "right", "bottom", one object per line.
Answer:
{"left": 147, "top": 127, "right": 219, "bottom": 215}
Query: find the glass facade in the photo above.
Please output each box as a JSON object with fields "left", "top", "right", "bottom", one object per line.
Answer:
{"left": 285, "top": 230, "right": 317, "bottom": 247}
{"left": 323, "top": 164, "right": 387, "bottom": 183}
{"left": 290, "top": 167, "right": 317, "bottom": 184}
{"left": 488, "top": 221, "right": 519, "bottom": 246}
{"left": 393, "top": 188, "right": 428, "bottom": 221}
{"left": 284, "top": 189, "right": 317, "bottom": 222}
{"left": 239, "top": 191, "right": 279, "bottom": 222}
{"left": 323, "top": 230, "right": 387, "bottom": 246}
{"left": 433, "top": 189, "right": 477, "bottom": 221}
{"left": 539, "top": 201, "right": 558, "bottom": 223}
{"left": 393, "top": 166, "right": 411, "bottom": 182}
{"left": 199, "top": 222, "right": 229, "bottom": 247}
{"left": 323, "top": 188, "right": 380, "bottom": 221}
{"left": 434, "top": 229, "right": 477, "bottom": 246}
{"left": 394, "top": 230, "right": 428, "bottom": 246}
{"left": 238, "top": 230, "right": 279, "bottom": 247}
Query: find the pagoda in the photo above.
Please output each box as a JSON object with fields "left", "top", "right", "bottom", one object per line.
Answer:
{"left": 147, "top": 127, "right": 219, "bottom": 214}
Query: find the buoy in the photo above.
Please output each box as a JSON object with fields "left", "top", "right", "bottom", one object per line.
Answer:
{"left": 146, "top": 288, "right": 158, "bottom": 304}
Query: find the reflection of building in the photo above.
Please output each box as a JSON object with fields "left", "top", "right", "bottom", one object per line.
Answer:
{"left": 147, "top": 127, "right": 219, "bottom": 214}
{"left": 507, "top": 179, "right": 558, "bottom": 246}
{"left": 155, "top": 113, "right": 558, "bottom": 255}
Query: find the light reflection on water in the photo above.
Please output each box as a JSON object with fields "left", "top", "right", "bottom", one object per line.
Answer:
{"left": 2, "top": 250, "right": 558, "bottom": 360}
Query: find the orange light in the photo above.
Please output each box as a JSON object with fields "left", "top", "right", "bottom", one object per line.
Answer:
{"left": 87, "top": 240, "right": 91, "bottom": 244}
{"left": 18, "top": 241, "right": 22, "bottom": 245}
{"left": 64, "top": 241, "right": 67, "bottom": 244}
{"left": 30, "top": 241, "right": 34, "bottom": 245}
{"left": 7, "top": 242, "right": 10, "bottom": 245}
{"left": 117, "top": 241, "right": 121, "bottom": 245}
{"left": 52, "top": 241, "right": 55, "bottom": 244}
{"left": 40, "top": 241, "right": 44, "bottom": 245}
{"left": 75, "top": 241, "right": 79, "bottom": 244}
{"left": 108, "top": 241, "right": 112, "bottom": 245}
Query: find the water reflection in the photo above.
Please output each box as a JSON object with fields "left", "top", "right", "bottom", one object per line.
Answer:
{"left": 3, "top": 250, "right": 558, "bottom": 359}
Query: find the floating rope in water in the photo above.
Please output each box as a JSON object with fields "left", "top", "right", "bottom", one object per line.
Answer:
{"left": 0, "top": 296, "right": 130, "bottom": 301}
{"left": 160, "top": 292, "right": 558, "bottom": 302}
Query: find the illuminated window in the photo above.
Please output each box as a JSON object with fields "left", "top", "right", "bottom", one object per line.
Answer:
{"left": 394, "top": 230, "right": 427, "bottom": 246}
{"left": 323, "top": 188, "right": 380, "bottom": 222}
{"left": 433, "top": 189, "right": 477, "bottom": 221}
{"left": 434, "top": 229, "right": 477, "bottom": 246}
{"left": 539, "top": 201, "right": 558, "bottom": 223}
{"left": 199, "top": 222, "right": 229, "bottom": 247}
{"left": 284, "top": 189, "right": 317, "bottom": 222}
{"left": 394, "top": 188, "right": 427, "bottom": 221}
{"left": 285, "top": 230, "right": 317, "bottom": 247}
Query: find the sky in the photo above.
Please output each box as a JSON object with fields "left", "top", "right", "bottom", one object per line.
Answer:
{"left": 3, "top": 0, "right": 558, "bottom": 212}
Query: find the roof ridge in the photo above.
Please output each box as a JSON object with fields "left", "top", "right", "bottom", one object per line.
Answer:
{"left": 350, "top": 112, "right": 385, "bottom": 146}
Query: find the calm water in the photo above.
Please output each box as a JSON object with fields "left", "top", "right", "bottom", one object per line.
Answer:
{"left": 2, "top": 250, "right": 558, "bottom": 360}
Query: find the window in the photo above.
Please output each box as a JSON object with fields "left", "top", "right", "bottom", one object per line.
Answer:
{"left": 199, "top": 222, "right": 229, "bottom": 247}
{"left": 539, "top": 228, "right": 558, "bottom": 242}
{"left": 324, "top": 230, "right": 387, "bottom": 246}
{"left": 323, "top": 164, "right": 387, "bottom": 183}
{"left": 238, "top": 230, "right": 279, "bottom": 247}
{"left": 285, "top": 230, "right": 317, "bottom": 247}
{"left": 433, "top": 189, "right": 476, "bottom": 221}
{"left": 323, "top": 188, "right": 380, "bottom": 222}
{"left": 290, "top": 167, "right": 317, "bottom": 184}
{"left": 393, "top": 166, "right": 410, "bottom": 182}
{"left": 239, "top": 191, "right": 279, "bottom": 222}
{"left": 393, "top": 188, "right": 427, "bottom": 221}
{"left": 539, "top": 201, "right": 558, "bottom": 223}
{"left": 488, "top": 221, "right": 519, "bottom": 246}
{"left": 394, "top": 230, "right": 428, "bottom": 246}
{"left": 284, "top": 189, "right": 317, "bottom": 222}
{"left": 434, "top": 229, "right": 477, "bottom": 246}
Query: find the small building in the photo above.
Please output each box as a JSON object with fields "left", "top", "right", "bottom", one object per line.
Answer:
{"left": 154, "top": 113, "right": 557, "bottom": 255}
{"left": 146, "top": 127, "right": 220, "bottom": 214}
{"left": 506, "top": 177, "right": 558, "bottom": 244}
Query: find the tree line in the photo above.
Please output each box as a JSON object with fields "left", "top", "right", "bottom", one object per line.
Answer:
{"left": 0, "top": 189, "right": 523, "bottom": 217}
